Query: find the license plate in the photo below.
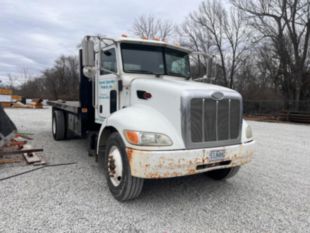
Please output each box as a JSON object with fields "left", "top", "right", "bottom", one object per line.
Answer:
{"left": 208, "top": 150, "right": 225, "bottom": 161}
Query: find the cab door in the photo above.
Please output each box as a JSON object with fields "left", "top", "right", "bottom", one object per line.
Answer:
{"left": 95, "top": 47, "right": 119, "bottom": 124}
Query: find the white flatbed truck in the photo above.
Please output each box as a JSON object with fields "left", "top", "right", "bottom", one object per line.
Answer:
{"left": 48, "top": 36, "right": 255, "bottom": 201}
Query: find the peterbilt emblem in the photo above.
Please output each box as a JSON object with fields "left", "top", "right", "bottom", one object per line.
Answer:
{"left": 211, "top": 91, "right": 224, "bottom": 100}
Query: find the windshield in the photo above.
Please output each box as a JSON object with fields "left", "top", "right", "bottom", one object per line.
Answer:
{"left": 121, "top": 43, "right": 190, "bottom": 78}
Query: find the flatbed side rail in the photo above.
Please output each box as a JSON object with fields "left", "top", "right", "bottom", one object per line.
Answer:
{"left": 47, "top": 100, "right": 80, "bottom": 114}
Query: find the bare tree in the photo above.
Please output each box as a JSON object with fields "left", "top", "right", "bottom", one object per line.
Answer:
{"left": 177, "top": 16, "right": 213, "bottom": 79}
{"left": 43, "top": 55, "right": 79, "bottom": 100}
{"left": 6, "top": 73, "right": 17, "bottom": 89}
{"left": 6, "top": 67, "right": 33, "bottom": 90}
{"left": 224, "top": 8, "right": 251, "bottom": 88}
{"left": 181, "top": 0, "right": 250, "bottom": 88}
{"left": 133, "top": 15, "right": 174, "bottom": 40}
{"left": 232, "top": 0, "right": 310, "bottom": 109}
{"left": 18, "top": 55, "right": 79, "bottom": 100}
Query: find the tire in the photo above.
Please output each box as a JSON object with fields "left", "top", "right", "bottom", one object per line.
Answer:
{"left": 103, "top": 132, "right": 144, "bottom": 201}
{"left": 206, "top": 166, "right": 240, "bottom": 180}
{"left": 52, "top": 110, "right": 66, "bottom": 141}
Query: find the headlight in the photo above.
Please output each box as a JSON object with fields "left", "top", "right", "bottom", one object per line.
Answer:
{"left": 246, "top": 125, "right": 253, "bottom": 139}
{"left": 124, "top": 130, "right": 173, "bottom": 146}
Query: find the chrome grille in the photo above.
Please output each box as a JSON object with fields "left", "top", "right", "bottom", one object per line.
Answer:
{"left": 182, "top": 91, "right": 242, "bottom": 149}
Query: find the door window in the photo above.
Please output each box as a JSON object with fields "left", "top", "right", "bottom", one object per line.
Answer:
{"left": 101, "top": 48, "right": 117, "bottom": 75}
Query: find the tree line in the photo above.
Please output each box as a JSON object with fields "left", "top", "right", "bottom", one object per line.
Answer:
{"left": 14, "top": 56, "right": 79, "bottom": 100}
{"left": 12, "top": 0, "right": 310, "bottom": 112}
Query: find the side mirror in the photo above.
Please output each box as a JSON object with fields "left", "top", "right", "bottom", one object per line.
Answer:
{"left": 82, "top": 36, "right": 95, "bottom": 67}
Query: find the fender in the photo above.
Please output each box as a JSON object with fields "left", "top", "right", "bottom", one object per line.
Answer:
{"left": 96, "top": 104, "right": 186, "bottom": 154}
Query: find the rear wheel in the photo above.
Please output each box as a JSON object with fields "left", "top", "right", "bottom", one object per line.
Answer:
{"left": 206, "top": 166, "right": 240, "bottom": 180}
{"left": 52, "top": 110, "right": 66, "bottom": 140}
{"left": 103, "top": 132, "right": 144, "bottom": 201}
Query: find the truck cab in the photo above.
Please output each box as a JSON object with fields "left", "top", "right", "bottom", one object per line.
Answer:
{"left": 50, "top": 36, "right": 255, "bottom": 201}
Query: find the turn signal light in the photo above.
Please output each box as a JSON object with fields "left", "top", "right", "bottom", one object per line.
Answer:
{"left": 124, "top": 131, "right": 139, "bottom": 145}
{"left": 124, "top": 130, "right": 173, "bottom": 146}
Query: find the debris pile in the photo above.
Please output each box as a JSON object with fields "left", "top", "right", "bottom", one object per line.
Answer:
{"left": 0, "top": 105, "right": 44, "bottom": 165}
{"left": 0, "top": 133, "right": 45, "bottom": 165}
{"left": 10, "top": 99, "right": 44, "bottom": 109}
{"left": 31, "top": 98, "right": 43, "bottom": 109}
{"left": 0, "top": 88, "right": 44, "bottom": 109}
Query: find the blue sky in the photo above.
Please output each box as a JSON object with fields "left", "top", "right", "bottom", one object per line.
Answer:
{"left": 0, "top": 0, "right": 203, "bottom": 84}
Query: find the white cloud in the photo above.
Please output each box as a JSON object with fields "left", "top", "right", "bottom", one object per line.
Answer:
{"left": 1, "top": 52, "right": 36, "bottom": 63}
{"left": 0, "top": 0, "right": 203, "bottom": 82}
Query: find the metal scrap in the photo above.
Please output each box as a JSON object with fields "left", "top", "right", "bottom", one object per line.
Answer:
{"left": 0, "top": 134, "right": 44, "bottom": 165}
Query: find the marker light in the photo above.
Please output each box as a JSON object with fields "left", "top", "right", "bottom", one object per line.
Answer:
{"left": 125, "top": 130, "right": 139, "bottom": 145}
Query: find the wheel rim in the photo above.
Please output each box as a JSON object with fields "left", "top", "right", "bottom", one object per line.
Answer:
{"left": 107, "top": 146, "right": 123, "bottom": 187}
{"left": 52, "top": 116, "right": 56, "bottom": 135}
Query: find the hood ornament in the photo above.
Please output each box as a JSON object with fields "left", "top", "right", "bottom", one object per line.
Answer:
{"left": 211, "top": 91, "right": 224, "bottom": 101}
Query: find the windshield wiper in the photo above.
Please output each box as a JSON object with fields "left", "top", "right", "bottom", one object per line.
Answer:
{"left": 126, "top": 69, "right": 163, "bottom": 77}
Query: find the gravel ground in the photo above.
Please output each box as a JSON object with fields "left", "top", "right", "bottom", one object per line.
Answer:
{"left": 1, "top": 108, "right": 309, "bottom": 233}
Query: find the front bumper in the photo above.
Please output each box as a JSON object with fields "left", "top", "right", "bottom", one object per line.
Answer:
{"left": 126, "top": 140, "right": 255, "bottom": 178}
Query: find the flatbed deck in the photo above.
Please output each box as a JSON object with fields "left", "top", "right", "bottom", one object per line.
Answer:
{"left": 47, "top": 100, "right": 80, "bottom": 114}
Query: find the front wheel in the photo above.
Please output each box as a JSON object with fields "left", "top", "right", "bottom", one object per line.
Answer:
{"left": 206, "top": 166, "right": 240, "bottom": 180}
{"left": 103, "top": 132, "right": 144, "bottom": 201}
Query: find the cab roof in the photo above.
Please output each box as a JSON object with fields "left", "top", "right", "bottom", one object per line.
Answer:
{"left": 113, "top": 37, "right": 192, "bottom": 53}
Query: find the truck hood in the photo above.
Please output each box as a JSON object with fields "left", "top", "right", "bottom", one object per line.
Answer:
{"left": 128, "top": 76, "right": 241, "bottom": 150}
{"left": 130, "top": 76, "right": 238, "bottom": 96}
